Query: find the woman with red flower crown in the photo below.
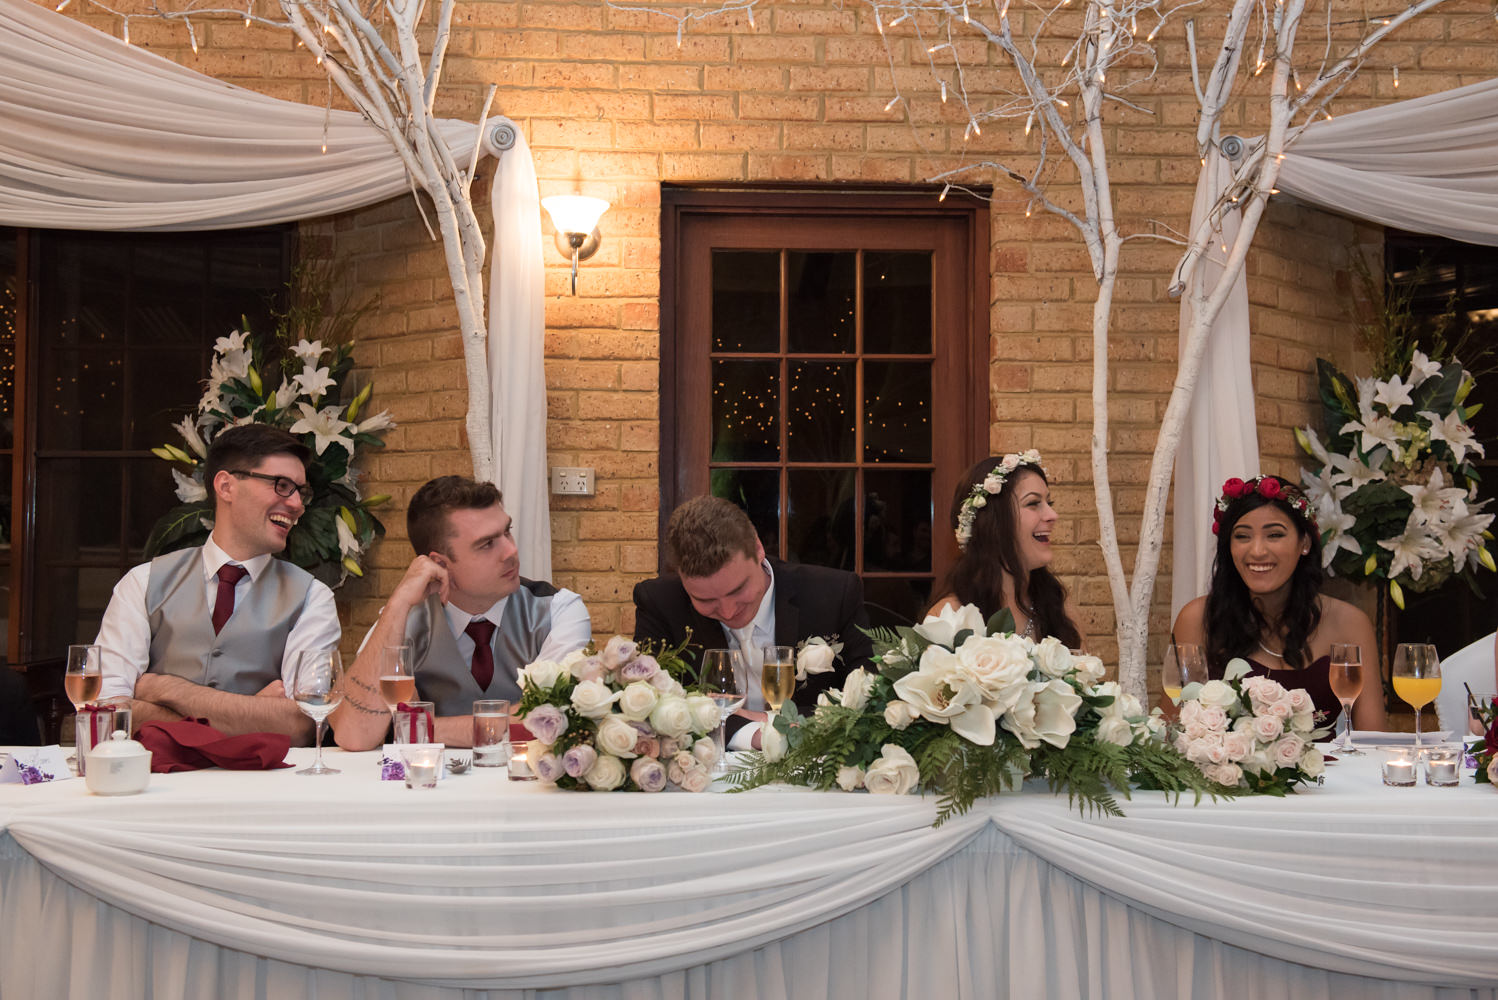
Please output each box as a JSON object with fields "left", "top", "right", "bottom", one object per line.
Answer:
{"left": 1173, "top": 474, "right": 1386, "bottom": 733}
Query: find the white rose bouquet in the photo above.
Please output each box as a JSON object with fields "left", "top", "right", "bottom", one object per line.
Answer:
{"left": 1173, "top": 658, "right": 1330, "bottom": 794}
{"left": 732, "top": 604, "right": 1217, "bottom": 825}
{"left": 514, "top": 635, "right": 721, "bottom": 793}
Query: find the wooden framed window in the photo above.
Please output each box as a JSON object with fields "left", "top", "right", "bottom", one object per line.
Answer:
{"left": 660, "top": 187, "right": 990, "bottom": 624}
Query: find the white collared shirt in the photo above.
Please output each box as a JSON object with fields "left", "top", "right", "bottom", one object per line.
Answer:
{"left": 439, "top": 590, "right": 592, "bottom": 667}
{"left": 96, "top": 533, "right": 342, "bottom": 700}
{"left": 722, "top": 559, "right": 775, "bottom": 749}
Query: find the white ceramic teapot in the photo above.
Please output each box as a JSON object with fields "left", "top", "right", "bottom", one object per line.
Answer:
{"left": 84, "top": 731, "right": 152, "bottom": 796}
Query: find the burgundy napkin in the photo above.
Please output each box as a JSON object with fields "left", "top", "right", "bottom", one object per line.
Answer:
{"left": 136, "top": 718, "right": 293, "bottom": 773}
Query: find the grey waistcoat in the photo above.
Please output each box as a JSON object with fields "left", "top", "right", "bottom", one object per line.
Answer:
{"left": 405, "top": 580, "right": 558, "bottom": 715}
{"left": 145, "top": 547, "right": 316, "bottom": 695}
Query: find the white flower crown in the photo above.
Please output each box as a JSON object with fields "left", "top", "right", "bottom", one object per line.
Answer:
{"left": 955, "top": 450, "right": 1046, "bottom": 551}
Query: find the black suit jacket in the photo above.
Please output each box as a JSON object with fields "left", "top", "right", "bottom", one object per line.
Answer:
{"left": 632, "top": 558, "right": 874, "bottom": 717}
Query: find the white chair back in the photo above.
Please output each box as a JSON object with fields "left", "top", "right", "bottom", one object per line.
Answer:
{"left": 1434, "top": 632, "right": 1495, "bottom": 735}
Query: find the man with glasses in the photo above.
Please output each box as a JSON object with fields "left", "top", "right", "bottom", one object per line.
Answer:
{"left": 94, "top": 425, "right": 341, "bottom": 742}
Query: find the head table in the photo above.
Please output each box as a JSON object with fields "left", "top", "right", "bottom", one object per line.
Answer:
{"left": 1, "top": 742, "right": 1495, "bottom": 1000}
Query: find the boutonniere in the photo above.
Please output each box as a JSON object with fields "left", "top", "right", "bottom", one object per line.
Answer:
{"left": 794, "top": 635, "right": 843, "bottom": 681}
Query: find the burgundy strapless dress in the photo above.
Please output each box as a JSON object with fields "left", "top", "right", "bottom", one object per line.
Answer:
{"left": 1208, "top": 654, "right": 1342, "bottom": 740}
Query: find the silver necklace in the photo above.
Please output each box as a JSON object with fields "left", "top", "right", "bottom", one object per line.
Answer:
{"left": 1257, "top": 640, "right": 1284, "bottom": 660}
{"left": 1021, "top": 605, "right": 1036, "bottom": 639}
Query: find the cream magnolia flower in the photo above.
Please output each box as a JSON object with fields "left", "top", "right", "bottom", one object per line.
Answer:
{"left": 893, "top": 668, "right": 996, "bottom": 745}
{"left": 1002, "top": 679, "right": 1082, "bottom": 750}
{"left": 914, "top": 602, "right": 986, "bottom": 648}
{"left": 290, "top": 402, "right": 354, "bottom": 456}
{"left": 863, "top": 745, "right": 919, "bottom": 795}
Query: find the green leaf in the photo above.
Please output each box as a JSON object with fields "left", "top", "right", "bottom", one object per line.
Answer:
{"left": 144, "top": 503, "right": 212, "bottom": 558}
{"left": 987, "top": 607, "right": 1017, "bottom": 635}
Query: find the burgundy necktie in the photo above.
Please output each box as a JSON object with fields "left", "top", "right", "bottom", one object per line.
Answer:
{"left": 465, "top": 618, "right": 497, "bottom": 690}
{"left": 212, "top": 564, "right": 249, "bottom": 634}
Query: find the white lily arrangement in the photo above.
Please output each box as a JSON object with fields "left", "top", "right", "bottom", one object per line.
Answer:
{"left": 146, "top": 323, "right": 394, "bottom": 587}
{"left": 733, "top": 604, "right": 1220, "bottom": 825}
{"left": 1298, "top": 352, "right": 1494, "bottom": 608}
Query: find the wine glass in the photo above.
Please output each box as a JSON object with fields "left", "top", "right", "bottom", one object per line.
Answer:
{"left": 293, "top": 649, "right": 344, "bottom": 775}
{"left": 701, "top": 649, "right": 745, "bottom": 774}
{"left": 1392, "top": 642, "right": 1441, "bottom": 746}
{"left": 1161, "top": 643, "right": 1206, "bottom": 703}
{"left": 65, "top": 645, "right": 103, "bottom": 768}
{"left": 378, "top": 644, "right": 415, "bottom": 735}
{"left": 761, "top": 645, "right": 796, "bottom": 714}
{"left": 1327, "top": 643, "right": 1365, "bottom": 755}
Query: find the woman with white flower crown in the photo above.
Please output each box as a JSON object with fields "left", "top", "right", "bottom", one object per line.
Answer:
{"left": 1173, "top": 475, "right": 1385, "bottom": 732}
{"left": 927, "top": 453, "right": 1083, "bottom": 648}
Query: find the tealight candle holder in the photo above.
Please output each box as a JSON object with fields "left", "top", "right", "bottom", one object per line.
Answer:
{"left": 399, "top": 745, "right": 444, "bottom": 789}
{"left": 1378, "top": 746, "right": 1418, "bottom": 787}
{"left": 1423, "top": 744, "right": 1462, "bottom": 787}
{"left": 507, "top": 740, "right": 537, "bottom": 781}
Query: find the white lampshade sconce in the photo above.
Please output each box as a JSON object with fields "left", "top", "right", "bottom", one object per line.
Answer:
{"left": 541, "top": 195, "right": 610, "bottom": 295}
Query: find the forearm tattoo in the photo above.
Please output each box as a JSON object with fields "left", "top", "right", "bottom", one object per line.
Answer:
{"left": 346, "top": 675, "right": 391, "bottom": 716}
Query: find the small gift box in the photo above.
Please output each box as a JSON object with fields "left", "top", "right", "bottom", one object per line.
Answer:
{"left": 392, "top": 701, "right": 434, "bottom": 744}
{"left": 74, "top": 705, "right": 116, "bottom": 777}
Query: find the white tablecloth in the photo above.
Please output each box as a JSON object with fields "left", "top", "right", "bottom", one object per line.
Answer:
{"left": 2, "top": 744, "right": 1496, "bottom": 999}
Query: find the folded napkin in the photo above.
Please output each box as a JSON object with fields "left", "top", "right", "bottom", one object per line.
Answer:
{"left": 136, "top": 718, "right": 293, "bottom": 772}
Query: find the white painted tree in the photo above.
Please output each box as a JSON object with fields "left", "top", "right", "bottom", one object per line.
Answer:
{"left": 75, "top": 0, "right": 506, "bottom": 482}
{"left": 620, "top": 0, "right": 1460, "bottom": 700}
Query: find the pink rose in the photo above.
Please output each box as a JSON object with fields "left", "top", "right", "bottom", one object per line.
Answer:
{"left": 561, "top": 744, "right": 597, "bottom": 778}
{"left": 629, "top": 757, "right": 668, "bottom": 792}
{"left": 1286, "top": 689, "right": 1313, "bottom": 713}
{"left": 601, "top": 635, "right": 638, "bottom": 671}
{"left": 532, "top": 751, "right": 565, "bottom": 784}
{"left": 1251, "top": 713, "right": 1284, "bottom": 742}
{"left": 619, "top": 655, "right": 660, "bottom": 682}
{"left": 525, "top": 704, "right": 569, "bottom": 745}
{"left": 658, "top": 736, "right": 681, "bottom": 757}
{"left": 573, "top": 656, "right": 607, "bottom": 683}
{"left": 1267, "top": 698, "right": 1293, "bottom": 720}
{"left": 678, "top": 764, "right": 712, "bottom": 792}
{"left": 633, "top": 734, "right": 661, "bottom": 759}
{"left": 1196, "top": 705, "right": 1229, "bottom": 732}
{"left": 1223, "top": 731, "right": 1255, "bottom": 761}
{"left": 1272, "top": 734, "right": 1306, "bottom": 768}
{"left": 1178, "top": 701, "right": 1201, "bottom": 727}
{"left": 1206, "top": 762, "right": 1243, "bottom": 786}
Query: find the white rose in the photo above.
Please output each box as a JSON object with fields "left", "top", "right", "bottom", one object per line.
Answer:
{"left": 1095, "top": 714, "right": 1134, "bottom": 747}
{"left": 686, "top": 695, "right": 722, "bottom": 734}
{"left": 559, "top": 647, "right": 590, "bottom": 669}
{"left": 570, "top": 679, "right": 617, "bottom": 719}
{"left": 914, "top": 602, "right": 987, "bottom": 648}
{"left": 835, "top": 765, "right": 865, "bottom": 791}
{"left": 521, "top": 658, "right": 566, "bottom": 690}
{"left": 954, "top": 635, "right": 1033, "bottom": 712}
{"left": 583, "top": 754, "right": 626, "bottom": 791}
{"left": 649, "top": 695, "right": 694, "bottom": 740}
{"left": 884, "top": 700, "right": 918, "bottom": 730}
{"left": 596, "top": 715, "right": 641, "bottom": 758}
{"left": 863, "top": 744, "right": 920, "bottom": 795}
{"left": 616, "top": 681, "right": 660, "bottom": 722}
{"left": 762, "top": 720, "right": 787, "bottom": 762}
{"left": 1032, "top": 637, "right": 1074, "bottom": 678}
{"left": 1299, "top": 747, "right": 1325, "bottom": 778}
{"left": 1002, "top": 679, "right": 1082, "bottom": 749}
{"left": 1072, "top": 653, "right": 1107, "bottom": 684}
{"left": 678, "top": 763, "right": 712, "bottom": 793}
{"left": 796, "top": 642, "right": 836, "bottom": 680}
{"left": 1196, "top": 679, "right": 1238, "bottom": 709}
{"left": 839, "top": 669, "right": 876, "bottom": 711}
{"left": 691, "top": 736, "right": 718, "bottom": 768}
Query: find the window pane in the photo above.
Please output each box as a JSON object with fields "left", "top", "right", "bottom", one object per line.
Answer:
{"left": 788, "top": 360, "right": 855, "bottom": 462}
{"left": 864, "top": 251, "right": 932, "bottom": 354}
{"left": 710, "top": 468, "right": 779, "bottom": 555}
{"left": 864, "top": 361, "right": 932, "bottom": 463}
{"left": 863, "top": 469, "right": 933, "bottom": 572}
{"left": 712, "top": 250, "right": 779, "bottom": 353}
{"left": 787, "top": 251, "right": 855, "bottom": 354}
{"left": 38, "top": 348, "right": 126, "bottom": 451}
{"left": 36, "top": 457, "right": 122, "bottom": 552}
{"left": 32, "top": 565, "right": 114, "bottom": 654}
{"left": 132, "top": 244, "right": 205, "bottom": 348}
{"left": 131, "top": 349, "right": 205, "bottom": 451}
{"left": 787, "top": 469, "right": 855, "bottom": 569}
{"left": 128, "top": 458, "right": 182, "bottom": 553}
{"left": 863, "top": 577, "right": 932, "bottom": 630}
{"left": 712, "top": 359, "right": 779, "bottom": 462}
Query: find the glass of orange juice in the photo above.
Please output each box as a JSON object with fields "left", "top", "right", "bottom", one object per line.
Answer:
{"left": 1392, "top": 643, "right": 1441, "bottom": 746}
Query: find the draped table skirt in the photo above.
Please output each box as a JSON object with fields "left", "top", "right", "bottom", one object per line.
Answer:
{"left": 2, "top": 747, "right": 1495, "bottom": 1000}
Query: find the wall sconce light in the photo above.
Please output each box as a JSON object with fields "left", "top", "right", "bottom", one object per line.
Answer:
{"left": 541, "top": 195, "right": 610, "bottom": 295}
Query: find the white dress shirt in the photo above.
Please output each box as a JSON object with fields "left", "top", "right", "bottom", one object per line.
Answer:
{"left": 357, "top": 588, "right": 592, "bottom": 670}
{"left": 725, "top": 561, "right": 776, "bottom": 749}
{"left": 95, "top": 534, "right": 342, "bottom": 701}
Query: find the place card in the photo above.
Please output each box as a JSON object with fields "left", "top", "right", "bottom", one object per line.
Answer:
{"left": 378, "top": 743, "right": 448, "bottom": 782}
{"left": 0, "top": 745, "right": 72, "bottom": 785}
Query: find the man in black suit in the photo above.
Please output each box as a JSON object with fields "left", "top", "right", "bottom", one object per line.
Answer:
{"left": 633, "top": 496, "right": 873, "bottom": 748}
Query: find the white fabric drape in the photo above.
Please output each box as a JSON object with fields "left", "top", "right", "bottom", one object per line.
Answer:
{"left": 1171, "top": 76, "right": 1498, "bottom": 621}
{"left": 0, "top": 0, "right": 552, "bottom": 573}
{"left": 3, "top": 747, "right": 1497, "bottom": 999}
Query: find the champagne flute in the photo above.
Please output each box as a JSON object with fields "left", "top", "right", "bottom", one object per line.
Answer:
{"left": 701, "top": 649, "right": 745, "bottom": 774}
{"left": 761, "top": 645, "right": 796, "bottom": 713}
{"left": 293, "top": 649, "right": 344, "bottom": 775}
{"left": 1161, "top": 643, "right": 1206, "bottom": 703}
{"left": 1392, "top": 642, "right": 1441, "bottom": 747}
{"left": 1327, "top": 643, "right": 1365, "bottom": 755}
{"left": 378, "top": 644, "right": 415, "bottom": 736}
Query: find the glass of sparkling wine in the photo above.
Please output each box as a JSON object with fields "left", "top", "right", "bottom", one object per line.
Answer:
{"left": 1328, "top": 643, "right": 1364, "bottom": 755}
{"left": 379, "top": 644, "right": 415, "bottom": 736}
{"left": 293, "top": 649, "right": 344, "bottom": 775}
{"left": 1161, "top": 643, "right": 1205, "bottom": 703}
{"left": 1392, "top": 642, "right": 1441, "bottom": 746}
{"left": 65, "top": 644, "right": 103, "bottom": 712}
{"left": 761, "top": 645, "right": 796, "bottom": 713}
{"left": 701, "top": 649, "right": 745, "bottom": 774}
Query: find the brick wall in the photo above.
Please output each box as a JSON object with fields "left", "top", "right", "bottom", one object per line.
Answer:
{"left": 44, "top": 0, "right": 1496, "bottom": 677}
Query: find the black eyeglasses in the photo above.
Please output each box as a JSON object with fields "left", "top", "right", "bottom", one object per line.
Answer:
{"left": 229, "top": 470, "right": 313, "bottom": 505}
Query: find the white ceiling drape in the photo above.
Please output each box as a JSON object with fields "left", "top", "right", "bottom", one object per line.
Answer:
{"left": 1171, "top": 77, "right": 1498, "bottom": 621}
{"left": 0, "top": 0, "right": 553, "bottom": 578}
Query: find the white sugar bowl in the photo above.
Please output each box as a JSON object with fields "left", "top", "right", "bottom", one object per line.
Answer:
{"left": 85, "top": 731, "right": 153, "bottom": 796}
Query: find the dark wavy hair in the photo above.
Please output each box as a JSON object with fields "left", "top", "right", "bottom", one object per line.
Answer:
{"left": 934, "top": 457, "right": 1081, "bottom": 647}
{"left": 1203, "top": 475, "right": 1324, "bottom": 670}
